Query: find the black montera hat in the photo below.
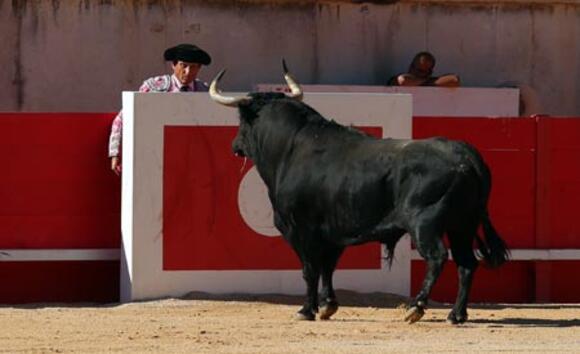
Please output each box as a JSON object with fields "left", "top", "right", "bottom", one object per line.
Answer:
{"left": 163, "top": 44, "right": 211, "bottom": 65}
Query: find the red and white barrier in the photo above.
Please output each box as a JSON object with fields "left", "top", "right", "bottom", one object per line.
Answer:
{"left": 119, "top": 92, "right": 413, "bottom": 302}
{"left": 2, "top": 109, "right": 579, "bottom": 304}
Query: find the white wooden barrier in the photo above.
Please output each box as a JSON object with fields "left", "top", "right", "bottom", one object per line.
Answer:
{"left": 120, "top": 92, "right": 413, "bottom": 302}
{"left": 256, "top": 85, "right": 520, "bottom": 117}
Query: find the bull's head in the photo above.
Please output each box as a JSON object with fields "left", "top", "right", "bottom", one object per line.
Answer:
{"left": 209, "top": 60, "right": 303, "bottom": 159}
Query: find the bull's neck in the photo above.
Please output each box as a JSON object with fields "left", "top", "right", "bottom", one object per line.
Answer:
{"left": 251, "top": 141, "right": 288, "bottom": 193}
{"left": 250, "top": 120, "right": 301, "bottom": 192}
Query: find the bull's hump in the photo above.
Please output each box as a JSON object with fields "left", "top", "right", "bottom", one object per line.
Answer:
{"left": 395, "top": 140, "right": 412, "bottom": 149}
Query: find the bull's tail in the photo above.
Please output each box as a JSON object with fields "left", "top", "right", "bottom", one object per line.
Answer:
{"left": 475, "top": 212, "right": 510, "bottom": 268}
{"left": 461, "top": 141, "right": 510, "bottom": 268}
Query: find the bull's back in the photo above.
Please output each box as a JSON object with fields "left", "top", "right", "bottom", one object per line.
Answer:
{"left": 272, "top": 134, "right": 406, "bottom": 236}
{"left": 393, "top": 137, "right": 488, "bottom": 213}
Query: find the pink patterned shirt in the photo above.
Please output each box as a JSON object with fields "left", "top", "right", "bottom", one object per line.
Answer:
{"left": 108, "top": 75, "right": 209, "bottom": 157}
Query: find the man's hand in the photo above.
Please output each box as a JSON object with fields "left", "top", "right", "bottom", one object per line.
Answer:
{"left": 111, "top": 156, "right": 122, "bottom": 176}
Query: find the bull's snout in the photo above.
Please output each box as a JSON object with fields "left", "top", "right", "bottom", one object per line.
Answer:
{"left": 232, "top": 141, "right": 246, "bottom": 157}
{"left": 233, "top": 148, "right": 246, "bottom": 158}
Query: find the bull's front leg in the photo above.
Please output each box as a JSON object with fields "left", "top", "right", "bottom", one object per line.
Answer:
{"left": 285, "top": 228, "right": 323, "bottom": 321}
{"left": 296, "top": 260, "right": 320, "bottom": 321}
{"left": 319, "top": 245, "right": 344, "bottom": 320}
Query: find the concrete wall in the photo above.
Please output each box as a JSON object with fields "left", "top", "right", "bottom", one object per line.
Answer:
{"left": 0, "top": 0, "right": 578, "bottom": 115}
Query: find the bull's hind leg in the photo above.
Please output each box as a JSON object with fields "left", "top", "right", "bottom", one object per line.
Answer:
{"left": 447, "top": 230, "right": 479, "bottom": 324}
{"left": 319, "top": 245, "right": 344, "bottom": 320}
{"left": 405, "top": 219, "right": 448, "bottom": 324}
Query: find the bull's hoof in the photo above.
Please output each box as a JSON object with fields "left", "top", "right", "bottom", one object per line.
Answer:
{"left": 446, "top": 310, "right": 468, "bottom": 325}
{"left": 295, "top": 310, "right": 316, "bottom": 321}
{"left": 319, "top": 302, "right": 339, "bottom": 320}
{"left": 404, "top": 306, "right": 425, "bottom": 324}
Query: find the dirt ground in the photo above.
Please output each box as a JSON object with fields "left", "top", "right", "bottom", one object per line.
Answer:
{"left": 0, "top": 290, "right": 579, "bottom": 353}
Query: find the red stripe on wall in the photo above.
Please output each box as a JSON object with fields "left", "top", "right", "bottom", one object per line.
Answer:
{"left": 536, "top": 118, "right": 580, "bottom": 248}
{"left": 413, "top": 117, "right": 537, "bottom": 149}
{"left": 0, "top": 113, "right": 121, "bottom": 249}
{"left": 412, "top": 260, "right": 580, "bottom": 303}
{"left": 162, "top": 126, "right": 382, "bottom": 271}
{"left": 0, "top": 261, "right": 119, "bottom": 303}
{"left": 411, "top": 260, "right": 536, "bottom": 303}
{"left": 535, "top": 261, "right": 580, "bottom": 303}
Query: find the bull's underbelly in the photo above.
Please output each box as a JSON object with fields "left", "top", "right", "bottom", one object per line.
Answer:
{"left": 322, "top": 214, "right": 404, "bottom": 246}
{"left": 275, "top": 199, "right": 400, "bottom": 246}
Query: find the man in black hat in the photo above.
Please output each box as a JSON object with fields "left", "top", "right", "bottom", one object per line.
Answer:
{"left": 108, "top": 44, "right": 212, "bottom": 175}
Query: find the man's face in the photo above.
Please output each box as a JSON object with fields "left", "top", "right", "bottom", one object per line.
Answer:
{"left": 413, "top": 57, "right": 434, "bottom": 78}
{"left": 172, "top": 61, "right": 202, "bottom": 85}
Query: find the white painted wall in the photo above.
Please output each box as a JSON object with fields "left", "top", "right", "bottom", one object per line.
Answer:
{"left": 0, "top": 0, "right": 578, "bottom": 116}
{"left": 256, "top": 84, "right": 520, "bottom": 116}
{"left": 120, "top": 92, "right": 412, "bottom": 301}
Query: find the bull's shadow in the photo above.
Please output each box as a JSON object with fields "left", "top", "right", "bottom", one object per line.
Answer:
{"left": 183, "top": 290, "right": 580, "bottom": 309}
{"left": 468, "top": 303, "right": 580, "bottom": 327}
{"left": 419, "top": 302, "right": 580, "bottom": 328}
{"left": 422, "top": 317, "right": 580, "bottom": 328}
{"left": 182, "top": 289, "right": 413, "bottom": 308}
{"left": 183, "top": 290, "right": 580, "bottom": 328}
{"left": 469, "top": 317, "right": 580, "bottom": 327}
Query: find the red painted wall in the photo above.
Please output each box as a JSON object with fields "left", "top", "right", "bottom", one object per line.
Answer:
{"left": 0, "top": 261, "right": 119, "bottom": 304}
{"left": 412, "top": 116, "right": 580, "bottom": 303}
{"left": 536, "top": 118, "right": 580, "bottom": 248}
{"left": 0, "top": 113, "right": 120, "bottom": 303}
{"left": 162, "top": 126, "right": 382, "bottom": 271}
{"left": 2, "top": 114, "right": 579, "bottom": 303}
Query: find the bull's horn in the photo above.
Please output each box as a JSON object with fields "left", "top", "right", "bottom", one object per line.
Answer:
{"left": 209, "top": 69, "right": 252, "bottom": 107}
{"left": 282, "top": 59, "right": 303, "bottom": 101}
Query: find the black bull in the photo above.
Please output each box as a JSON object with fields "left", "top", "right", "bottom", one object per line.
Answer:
{"left": 209, "top": 65, "right": 509, "bottom": 324}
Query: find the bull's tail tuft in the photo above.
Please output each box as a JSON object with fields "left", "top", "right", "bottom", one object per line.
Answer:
{"left": 476, "top": 212, "right": 510, "bottom": 268}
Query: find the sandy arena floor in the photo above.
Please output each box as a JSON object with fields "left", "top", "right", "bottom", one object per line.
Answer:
{"left": 0, "top": 290, "right": 579, "bottom": 353}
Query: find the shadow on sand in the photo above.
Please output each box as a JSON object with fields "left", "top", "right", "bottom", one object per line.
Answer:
{"left": 181, "top": 289, "right": 411, "bottom": 308}
{"left": 421, "top": 317, "right": 580, "bottom": 328}
{"left": 181, "top": 290, "right": 580, "bottom": 328}
{"left": 469, "top": 317, "right": 580, "bottom": 327}
{"left": 3, "top": 289, "right": 579, "bottom": 329}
